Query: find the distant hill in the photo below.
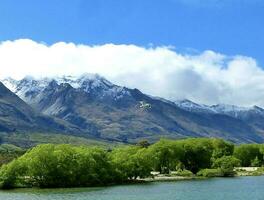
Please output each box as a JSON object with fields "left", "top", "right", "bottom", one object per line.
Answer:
{"left": 2, "top": 74, "right": 264, "bottom": 144}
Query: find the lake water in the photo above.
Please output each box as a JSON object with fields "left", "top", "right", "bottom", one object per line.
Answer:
{"left": 0, "top": 176, "right": 263, "bottom": 200}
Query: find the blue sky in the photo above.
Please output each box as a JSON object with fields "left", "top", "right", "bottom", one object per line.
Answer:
{"left": 1, "top": 0, "right": 264, "bottom": 106}
{"left": 0, "top": 0, "right": 263, "bottom": 64}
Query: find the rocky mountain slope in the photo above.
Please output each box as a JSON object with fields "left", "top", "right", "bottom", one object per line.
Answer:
{"left": 175, "top": 99, "right": 264, "bottom": 136}
{"left": 2, "top": 74, "right": 264, "bottom": 143}
{"left": 0, "top": 82, "right": 80, "bottom": 134}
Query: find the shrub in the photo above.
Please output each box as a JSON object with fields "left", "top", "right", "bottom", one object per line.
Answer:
{"left": 197, "top": 168, "right": 223, "bottom": 177}
{"left": 172, "top": 169, "right": 193, "bottom": 177}
{"left": 213, "top": 156, "right": 241, "bottom": 169}
{"left": 0, "top": 144, "right": 116, "bottom": 188}
{"left": 234, "top": 144, "right": 263, "bottom": 167}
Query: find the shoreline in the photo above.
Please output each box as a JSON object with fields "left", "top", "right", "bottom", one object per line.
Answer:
{"left": 139, "top": 169, "right": 264, "bottom": 183}
{"left": 1, "top": 173, "right": 263, "bottom": 190}
{"left": 139, "top": 176, "right": 199, "bottom": 182}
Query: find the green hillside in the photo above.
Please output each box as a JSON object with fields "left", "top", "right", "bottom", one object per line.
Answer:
{"left": 0, "top": 132, "right": 123, "bottom": 148}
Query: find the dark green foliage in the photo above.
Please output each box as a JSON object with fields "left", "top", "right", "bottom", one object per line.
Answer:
{"left": 146, "top": 138, "right": 233, "bottom": 174}
{"left": 212, "top": 156, "right": 241, "bottom": 176}
{"left": 172, "top": 169, "right": 193, "bottom": 177}
{"left": 0, "top": 138, "right": 263, "bottom": 189}
{"left": 0, "top": 161, "right": 26, "bottom": 189}
{"left": 251, "top": 157, "right": 261, "bottom": 167}
{"left": 211, "top": 139, "right": 234, "bottom": 160}
{"left": 147, "top": 139, "right": 185, "bottom": 174}
{"left": 180, "top": 138, "right": 214, "bottom": 173}
{"left": 110, "top": 146, "right": 152, "bottom": 180}
{"left": 197, "top": 168, "right": 223, "bottom": 177}
{"left": 213, "top": 156, "right": 241, "bottom": 169}
{"left": 0, "top": 144, "right": 116, "bottom": 188}
{"left": 234, "top": 144, "right": 263, "bottom": 167}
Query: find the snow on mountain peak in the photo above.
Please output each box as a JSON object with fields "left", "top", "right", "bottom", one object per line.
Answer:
{"left": 77, "top": 73, "right": 114, "bottom": 91}
{"left": 1, "top": 74, "right": 130, "bottom": 101}
{"left": 1, "top": 77, "right": 18, "bottom": 93}
{"left": 211, "top": 104, "right": 251, "bottom": 112}
{"left": 175, "top": 99, "right": 216, "bottom": 113}
{"left": 175, "top": 99, "right": 264, "bottom": 118}
{"left": 4, "top": 74, "right": 263, "bottom": 116}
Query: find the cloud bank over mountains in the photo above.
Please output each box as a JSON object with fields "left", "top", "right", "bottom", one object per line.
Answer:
{"left": 0, "top": 39, "right": 263, "bottom": 106}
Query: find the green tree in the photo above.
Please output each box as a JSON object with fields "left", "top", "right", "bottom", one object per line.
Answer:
{"left": 110, "top": 146, "right": 152, "bottom": 180}
{"left": 212, "top": 156, "right": 241, "bottom": 176}
{"left": 251, "top": 156, "right": 261, "bottom": 167}
{"left": 180, "top": 138, "right": 214, "bottom": 173}
{"left": 0, "top": 144, "right": 116, "bottom": 188}
{"left": 234, "top": 144, "right": 263, "bottom": 167}
{"left": 211, "top": 139, "right": 234, "bottom": 161}
{"left": 147, "top": 139, "right": 184, "bottom": 174}
{"left": 0, "top": 158, "right": 27, "bottom": 189}
{"left": 213, "top": 156, "right": 241, "bottom": 169}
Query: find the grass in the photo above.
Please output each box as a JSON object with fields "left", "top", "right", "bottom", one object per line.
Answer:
{"left": 0, "top": 132, "right": 124, "bottom": 148}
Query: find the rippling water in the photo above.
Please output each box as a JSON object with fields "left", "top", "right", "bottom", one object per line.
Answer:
{"left": 0, "top": 176, "right": 263, "bottom": 200}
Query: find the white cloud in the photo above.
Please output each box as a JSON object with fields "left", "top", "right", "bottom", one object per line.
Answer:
{"left": 0, "top": 39, "right": 264, "bottom": 106}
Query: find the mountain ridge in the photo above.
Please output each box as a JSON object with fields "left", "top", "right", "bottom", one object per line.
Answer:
{"left": 174, "top": 99, "right": 264, "bottom": 116}
{"left": 0, "top": 82, "right": 82, "bottom": 134}
{"left": 2, "top": 74, "right": 264, "bottom": 144}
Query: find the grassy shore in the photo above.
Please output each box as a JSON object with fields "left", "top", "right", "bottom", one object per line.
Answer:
{"left": 140, "top": 168, "right": 264, "bottom": 182}
{"left": 235, "top": 167, "right": 264, "bottom": 176}
{"left": 141, "top": 176, "right": 197, "bottom": 182}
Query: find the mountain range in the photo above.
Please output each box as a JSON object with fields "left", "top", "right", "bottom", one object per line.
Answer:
{"left": 0, "top": 81, "right": 80, "bottom": 134}
{"left": 1, "top": 74, "right": 264, "bottom": 144}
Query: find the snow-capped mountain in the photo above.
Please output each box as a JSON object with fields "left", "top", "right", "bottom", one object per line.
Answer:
{"left": 174, "top": 99, "right": 216, "bottom": 114}
{"left": 0, "top": 81, "right": 80, "bottom": 134}
{"left": 175, "top": 99, "right": 264, "bottom": 119}
{"left": 2, "top": 74, "right": 264, "bottom": 144}
{"left": 211, "top": 104, "right": 264, "bottom": 118}
{"left": 2, "top": 73, "right": 131, "bottom": 104}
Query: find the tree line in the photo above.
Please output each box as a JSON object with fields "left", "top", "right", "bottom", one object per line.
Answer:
{"left": 0, "top": 138, "right": 264, "bottom": 189}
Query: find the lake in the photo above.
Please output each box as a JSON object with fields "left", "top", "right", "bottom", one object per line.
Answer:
{"left": 0, "top": 176, "right": 263, "bottom": 200}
